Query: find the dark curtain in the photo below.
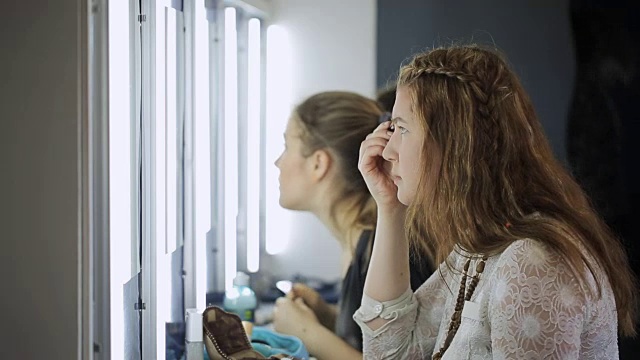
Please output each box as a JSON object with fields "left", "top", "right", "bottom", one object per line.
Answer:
{"left": 567, "top": 0, "right": 640, "bottom": 356}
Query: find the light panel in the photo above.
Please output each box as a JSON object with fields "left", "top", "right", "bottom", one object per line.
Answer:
{"left": 224, "top": 7, "right": 239, "bottom": 290}
{"left": 246, "top": 17, "right": 261, "bottom": 272}
{"left": 265, "top": 25, "right": 293, "bottom": 255}
{"left": 194, "top": 0, "right": 211, "bottom": 311}
{"left": 108, "top": 1, "right": 132, "bottom": 358}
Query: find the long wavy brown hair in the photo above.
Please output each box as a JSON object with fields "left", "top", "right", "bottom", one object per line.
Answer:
{"left": 398, "top": 45, "right": 637, "bottom": 336}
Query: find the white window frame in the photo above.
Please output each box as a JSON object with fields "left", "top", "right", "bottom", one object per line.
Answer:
{"left": 142, "top": 0, "right": 188, "bottom": 357}
{"left": 94, "top": 1, "right": 272, "bottom": 358}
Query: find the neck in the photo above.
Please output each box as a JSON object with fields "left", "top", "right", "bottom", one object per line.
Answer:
{"left": 310, "top": 192, "right": 362, "bottom": 254}
{"left": 312, "top": 197, "right": 364, "bottom": 278}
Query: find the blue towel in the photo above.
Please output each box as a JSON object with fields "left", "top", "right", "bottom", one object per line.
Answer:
{"left": 251, "top": 326, "right": 310, "bottom": 359}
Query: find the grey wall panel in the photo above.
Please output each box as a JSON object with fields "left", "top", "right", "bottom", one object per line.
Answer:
{"left": 0, "top": 1, "right": 83, "bottom": 358}
{"left": 376, "top": 0, "right": 574, "bottom": 161}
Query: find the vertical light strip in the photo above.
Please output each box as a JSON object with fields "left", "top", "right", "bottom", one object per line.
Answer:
{"left": 154, "top": 4, "right": 171, "bottom": 359}
{"left": 166, "top": 8, "right": 178, "bottom": 255}
{"left": 108, "top": 1, "right": 131, "bottom": 358}
{"left": 265, "top": 25, "right": 293, "bottom": 255}
{"left": 246, "top": 18, "right": 261, "bottom": 273}
{"left": 194, "top": 0, "right": 210, "bottom": 311}
{"left": 224, "top": 7, "right": 238, "bottom": 290}
{"left": 156, "top": 8, "right": 167, "bottom": 262}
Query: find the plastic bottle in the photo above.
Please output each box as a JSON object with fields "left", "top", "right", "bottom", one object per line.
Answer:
{"left": 223, "top": 271, "right": 258, "bottom": 322}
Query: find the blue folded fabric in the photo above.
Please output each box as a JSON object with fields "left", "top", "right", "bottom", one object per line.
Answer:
{"left": 251, "top": 326, "right": 310, "bottom": 359}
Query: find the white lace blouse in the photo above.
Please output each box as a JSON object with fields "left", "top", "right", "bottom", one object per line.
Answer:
{"left": 354, "top": 239, "right": 619, "bottom": 359}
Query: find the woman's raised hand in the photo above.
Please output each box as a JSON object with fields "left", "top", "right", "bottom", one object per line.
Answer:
{"left": 287, "top": 283, "right": 324, "bottom": 313}
{"left": 287, "top": 283, "right": 337, "bottom": 330}
{"left": 358, "top": 121, "right": 402, "bottom": 209}
{"left": 273, "top": 296, "right": 319, "bottom": 338}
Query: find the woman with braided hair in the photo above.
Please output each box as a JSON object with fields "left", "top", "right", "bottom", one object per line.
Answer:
{"left": 355, "top": 45, "right": 637, "bottom": 359}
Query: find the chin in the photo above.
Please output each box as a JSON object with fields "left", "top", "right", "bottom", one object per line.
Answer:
{"left": 279, "top": 197, "right": 301, "bottom": 211}
{"left": 397, "top": 190, "right": 413, "bottom": 206}
{"left": 278, "top": 197, "right": 291, "bottom": 209}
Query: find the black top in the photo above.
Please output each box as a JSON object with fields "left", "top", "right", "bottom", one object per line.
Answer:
{"left": 334, "top": 229, "right": 433, "bottom": 351}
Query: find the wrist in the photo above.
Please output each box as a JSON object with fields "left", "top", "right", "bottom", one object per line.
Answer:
{"left": 298, "top": 320, "right": 324, "bottom": 344}
{"left": 301, "top": 322, "right": 334, "bottom": 357}
{"left": 377, "top": 204, "right": 406, "bottom": 219}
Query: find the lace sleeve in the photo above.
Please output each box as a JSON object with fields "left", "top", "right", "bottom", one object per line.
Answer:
{"left": 487, "top": 239, "right": 595, "bottom": 359}
{"left": 355, "top": 258, "right": 456, "bottom": 359}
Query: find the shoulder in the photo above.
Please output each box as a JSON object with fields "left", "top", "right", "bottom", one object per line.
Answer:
{"left": 488, "top": 239, "right": 589, "bottom": 307}
{"left": 493, "top": 238, "right": 599, "bottom": 279}
{"left": 491, "top": 238, "right": 573, "bottom": 284}
{"left": 486, "top": 239, "right": 616, "bottom": 358}
{"left": 493, "top": 238, "right": 561, "bottom": 270}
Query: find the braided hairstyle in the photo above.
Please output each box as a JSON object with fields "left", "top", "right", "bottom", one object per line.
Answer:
{"left": 399, "top": 45, "right": 637, "bottom": 336}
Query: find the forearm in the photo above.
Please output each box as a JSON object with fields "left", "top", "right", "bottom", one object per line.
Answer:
{"left": 364, "top": 206, "right": 410, "bottom": 301}
{"left": 362, "top": 206, "right": 410, "bottom": 330}
{"left": 299, "top": 323, "right": 362, "bottom": 360}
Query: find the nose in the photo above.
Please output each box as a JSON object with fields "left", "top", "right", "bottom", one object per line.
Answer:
{"left": 274, "top": 154, "right": 281, "bottom": 167}
{"left": 382, "top": 134, "right": 398, "bottom": 162}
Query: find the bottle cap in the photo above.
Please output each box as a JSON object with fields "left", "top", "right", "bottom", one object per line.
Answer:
{"left": 185, "top": 308, "right": 202, "bottom": 342}
{"left": 233, "top": 271, "right": 250, "bottom": 286}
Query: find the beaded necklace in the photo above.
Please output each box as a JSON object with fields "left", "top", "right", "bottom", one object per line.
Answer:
{"left": 432, "top": 255, "right": 488, "bottom": 360}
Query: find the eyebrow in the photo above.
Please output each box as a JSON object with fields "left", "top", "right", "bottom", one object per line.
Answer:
{"left": 391, "top": 117, "right": 409, "bottom": 125}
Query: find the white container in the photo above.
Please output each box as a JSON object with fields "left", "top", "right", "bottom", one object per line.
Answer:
{"left": 185, "top": 308, "right": 203, "bottom": 360}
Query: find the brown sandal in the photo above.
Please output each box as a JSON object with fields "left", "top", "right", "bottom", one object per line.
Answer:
{"left": 203, "top": 306, "right": 300, "bottom": 360}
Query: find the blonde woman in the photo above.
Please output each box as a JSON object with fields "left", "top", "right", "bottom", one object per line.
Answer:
{"left": 272, "top": 91, "right": 432, "bottom": 360}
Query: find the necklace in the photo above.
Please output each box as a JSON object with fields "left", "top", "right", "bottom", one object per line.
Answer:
{"left": 432, "top": 255, "right": 488, "bottom": 360}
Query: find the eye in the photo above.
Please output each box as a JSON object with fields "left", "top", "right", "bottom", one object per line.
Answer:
{"left": 397, "top": 125, "right": 408, "bottom": 135}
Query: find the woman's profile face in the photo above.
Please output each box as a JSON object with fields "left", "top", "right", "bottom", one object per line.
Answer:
{"left": 274, "top": 117, "right": 315, "bottom": 210}
{"left": 382, "top": 86, "right": 425, "bottom": 206}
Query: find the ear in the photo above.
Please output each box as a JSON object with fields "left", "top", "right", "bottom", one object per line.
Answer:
{"left": 308, "top": 149, "right": 332, "bottom": 182}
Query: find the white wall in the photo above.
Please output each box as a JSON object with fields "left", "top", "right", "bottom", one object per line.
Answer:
{"left": 262, "top": 0, "right": 377, "bottom": 282}
{"left": 0, "top": 1, "right": 84, "bottom": 358}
